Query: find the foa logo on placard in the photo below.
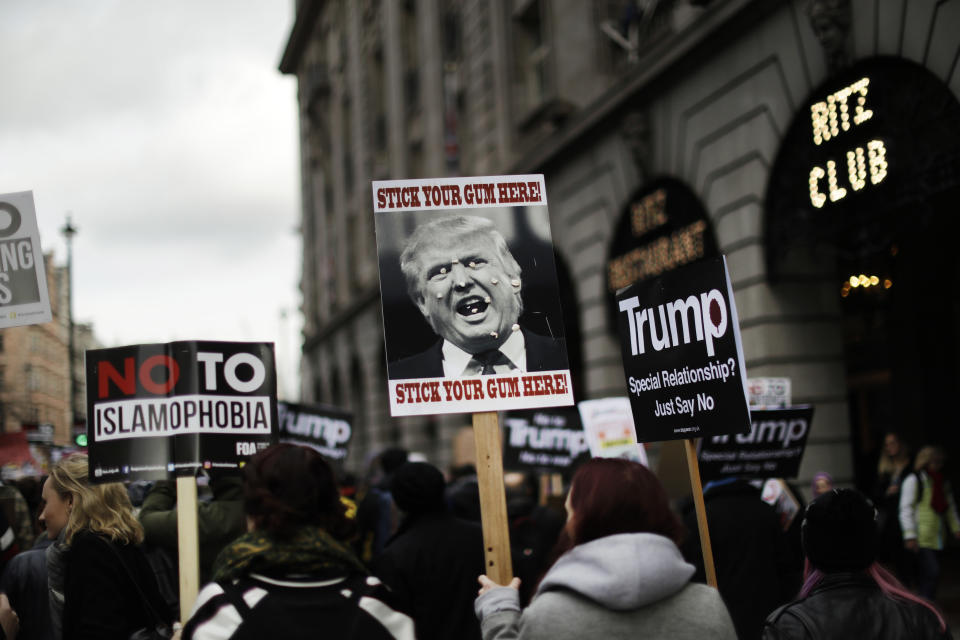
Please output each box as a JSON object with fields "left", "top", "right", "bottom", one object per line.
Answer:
{"left": 619, "top": 289, "right": 728, "bottom": 357}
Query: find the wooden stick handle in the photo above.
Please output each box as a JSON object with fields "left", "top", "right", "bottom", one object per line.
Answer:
{"left": 176, "top": 476, "right": 201, "bottom": 623}
{"left": 684, "top": 438, "right": 718, "bottom": 588}
{"left": 472, "top": 411, "right": 514, "bottom": 585}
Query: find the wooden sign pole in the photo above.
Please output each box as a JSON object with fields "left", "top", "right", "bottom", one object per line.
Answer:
{"left": 684, "top": 438, "right": 718, "bottom": 588}
{"left": 538, "top": 474, "right": 550, "bottom": 506}
{"left": 176, "top": 476, "right": 201, "bottom": 623}
{"left": 472, "top": 411, "right": 514, "bottom": 585}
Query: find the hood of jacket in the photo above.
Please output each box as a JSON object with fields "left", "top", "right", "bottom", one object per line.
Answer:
{"left": 536, "top": 532, "right": 694, "bottom": 610}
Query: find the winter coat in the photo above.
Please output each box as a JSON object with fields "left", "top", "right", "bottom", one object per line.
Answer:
{"left": 183, "top": 526, "right": 415, "bottom": 640}
{"left": 899, "top": 471, "right": 960, "bottom": 550}
{"left": 475, "top": 532, "right": 737, "bottom": 640}
{"left": 0, "top": 548, "right": 54, "bottom": 640}
{"left": 374, "top": 512, "right": 485, "bottom": 640}
{"left": 681, "top": 478, "right": 797, "bottom": 640}
{"left": 139, "top": 476, "right": 245, "bottom": 584}
{"left": 60, "top": 531, "right": 170, "bottom": 640}
{"left": 762, "top": 572, "right": 950, "bottom": 639}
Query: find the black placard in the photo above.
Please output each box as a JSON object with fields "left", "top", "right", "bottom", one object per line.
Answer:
{"left": 615, "top": 256, "right": 751, "bottom": 442}
{"left": 502, "top": 407, "right": 590, "bottom": 473}
{"left": 85, "top": 341, "right": 277, "bottom": 483}
{"left": 697, "top": 406, "right": 814, "bottom": 481}
{"left": 277, "top": 401, "right": 353, "bottom": 464}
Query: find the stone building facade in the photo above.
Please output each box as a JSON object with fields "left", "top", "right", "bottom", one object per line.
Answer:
{"left": 0, "top": 254, "right": 71, "bottom": 445}
{"left": 282, "top": 0, "right": 960, "bottom": 490}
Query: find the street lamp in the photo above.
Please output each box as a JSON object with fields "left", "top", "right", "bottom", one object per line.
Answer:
{"left": 61, "top": 216, "right": 77, "bottom": 436}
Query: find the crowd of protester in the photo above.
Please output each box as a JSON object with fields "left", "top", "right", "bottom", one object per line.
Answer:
{"left": 0, "top": 431, "right": 953, "bottom": 639}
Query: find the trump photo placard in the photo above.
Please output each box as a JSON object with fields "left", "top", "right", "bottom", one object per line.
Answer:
{"left": 615, "top": 256, "right": 751, "bottom": 442}
{"left": 373, "top": 175, "right": 573, "bottom": 416}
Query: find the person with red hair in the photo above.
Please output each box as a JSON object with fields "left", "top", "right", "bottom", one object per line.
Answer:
{"left": 475, "top": 458, "right": 735, "bottom": 640}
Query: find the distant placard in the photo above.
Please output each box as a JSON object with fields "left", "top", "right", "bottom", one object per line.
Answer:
{"left": 277, "top": 401, "right": 352, "bottom": 463}
{"left": 577, "top": 397, "right": 648, "bottom": 465}
{"left": 0, "top": 191, "right": 52, "bottom": 328}
{"left": 86, "top": 341, "right": 277, "bottom": 483}
{"left": 697, "top": 406, "right": 814, "bottom": 481}
{"left": 762, "top": 478, "right": 803, "bottom": 531}
{"left": 615, "top": 256, "right": 751, "bottom": 442}
{"left": 502, "top": 407, "right": 589, "bottom": 473}
{"left": 747, "top": 377, "right": 791, "bottom": 408}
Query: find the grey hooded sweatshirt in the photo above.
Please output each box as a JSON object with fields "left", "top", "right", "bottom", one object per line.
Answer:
{"left": 475, "top": 532, "right": 736, "bottom": 640}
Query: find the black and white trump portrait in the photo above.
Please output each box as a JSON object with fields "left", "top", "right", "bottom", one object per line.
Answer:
{"left": 376, "top": 207, "right": 570, "bottom": 383}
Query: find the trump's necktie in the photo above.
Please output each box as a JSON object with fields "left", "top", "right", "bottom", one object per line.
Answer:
{"left": 468, "top": 350, "right": 513, "bottom": 375}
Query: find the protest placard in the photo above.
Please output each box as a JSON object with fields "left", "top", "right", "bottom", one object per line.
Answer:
{"left": 374, "top": 174, "right": 574, "bottom": 584}
{"left": 373, "top": 175, "right": 572, "bottom": 417}
{"left": 577, "top": 397, "right": 649, "bottom": 466}
{"left": 747, "top": 377, "right": 791, "bottom": 408}
{"left": 697, "top": 406, "right": 814, "bottom": 482}
{"left": 0, "top": 191, "right": 52, "bottom": 329}
{"left": 85, "top": 340, "right": 277, "bottom": 482}
{"left": 614, "top": 255, "right": 751, "bottom": 588}
{"left": 761, "top": 478, "right": 803, "bottom": 531}
{"left": 86, "top": 340, "right": 277, "bottom": 621}
{"left": 277, "top": 401, "right": 352, "bottom": 463}
{"left": 502, "top": 407, "right": 590, "bottom": 474}
{"left": 615, "top": 256, "right": 751, "bottom": 442}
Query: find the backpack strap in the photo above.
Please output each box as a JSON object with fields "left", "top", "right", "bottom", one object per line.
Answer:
{"left": 217, "top": 580, "right": 253, "bottom": 619}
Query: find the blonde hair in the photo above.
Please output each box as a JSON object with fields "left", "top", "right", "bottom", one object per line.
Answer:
{"left": 914, "top": 446, "right": 945, "bottom": 473}
{"left": 877, "top": 433, "right": 910, "bottom": 476}
{"left": 47, "top": 454, "right": 144, "bottom": 546}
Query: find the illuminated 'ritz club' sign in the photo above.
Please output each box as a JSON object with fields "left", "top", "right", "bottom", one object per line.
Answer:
{"left": 807, "top": 77, "right": 888, "bottom": 208}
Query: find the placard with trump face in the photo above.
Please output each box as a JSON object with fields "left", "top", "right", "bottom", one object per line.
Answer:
{"left": 373, "top": 175, "right": 573, "bottom": 417}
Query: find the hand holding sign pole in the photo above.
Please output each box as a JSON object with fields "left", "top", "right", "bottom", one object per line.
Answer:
{"left": 614, "top": 256, "right": 752, "bottom": 589}
{"left": 473, "top": 411, "right": 513, "bottom": 584}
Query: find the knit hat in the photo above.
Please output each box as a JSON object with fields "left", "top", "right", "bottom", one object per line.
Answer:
{"left": 391, "top": 462, "right": 446, "bottom": 515}
{"left": 802, "top": 488, "right": 878, "bottom": 572}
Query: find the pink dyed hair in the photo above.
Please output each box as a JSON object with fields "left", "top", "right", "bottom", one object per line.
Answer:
{"left": 798, "top": 559, "right": 946, "bottom": 632}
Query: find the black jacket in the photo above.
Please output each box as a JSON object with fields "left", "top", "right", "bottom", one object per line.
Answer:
{"left": 762, "top": 573, "right": 951, "bottom": 640}
{"left": 183, "top": 573, "right": 413, "bottom": 640}
{"left": 0, "top": 547, "right": 53, "bottom": 640}
{"left": 682, "top": 479, "right": 795, "bottom": 640}
{"left": 62, "top": 531, "right": 170, "bottom": 640}
{"left": 388, "top": 328, "right": 568, "bottom": 379}
{"left": 373, "top": 512, "right": 485, "bottom": 640}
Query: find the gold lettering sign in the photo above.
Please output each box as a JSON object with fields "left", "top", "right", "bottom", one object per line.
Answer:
{"left": 630, "top": 188, "right": 668, "bottom": 236}
{"left": 608, "top": 220, "right": 707, "bottom": 291}
{"left": 807, "top": 77, "right": 887, "bottom": 208}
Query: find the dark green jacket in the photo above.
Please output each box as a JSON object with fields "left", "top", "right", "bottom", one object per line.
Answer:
{"left": 138, "top": 477, "right": 245, "bottom": 584}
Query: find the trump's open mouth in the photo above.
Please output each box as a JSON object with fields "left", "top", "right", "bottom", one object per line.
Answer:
{"left": 456, "top": 295, "right": 489, "bottom": 317}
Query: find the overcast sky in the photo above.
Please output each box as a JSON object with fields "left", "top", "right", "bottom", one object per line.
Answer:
{"left": 0, "top": 2, "right": 303, "bottom": 398}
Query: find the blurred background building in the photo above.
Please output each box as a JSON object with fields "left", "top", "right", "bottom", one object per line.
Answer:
{"left": 281, "top": 0, "right": 960, "bottom": 494}
{"left": 0, "top": 250, "right": 100, "bottom": 476}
